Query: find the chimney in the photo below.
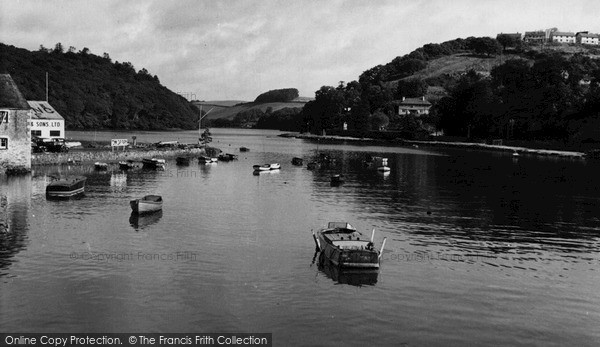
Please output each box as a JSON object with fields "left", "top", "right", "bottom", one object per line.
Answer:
{"left": 402, "top": 96, "right": 405, "bottom": 101}
{"left": 421, "top": 96, "right": 425, "bottom": 101}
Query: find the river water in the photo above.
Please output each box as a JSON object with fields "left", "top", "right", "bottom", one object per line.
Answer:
{"left": 1, "top": 129, "right": 599, "bottom": 346}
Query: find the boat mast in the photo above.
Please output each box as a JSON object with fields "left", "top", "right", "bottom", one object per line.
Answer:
{"left": 198, "top": 105, "right": 214, "bottom": 143}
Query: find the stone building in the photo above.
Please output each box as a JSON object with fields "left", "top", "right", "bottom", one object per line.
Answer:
{"left": 523, "top": 31, "right": 547, "bottom": 44}
{"left": 0, "top": 74, "right": 32, "bottom": 173}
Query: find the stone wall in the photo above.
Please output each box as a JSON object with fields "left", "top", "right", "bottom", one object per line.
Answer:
{"left": 0, "top": 109, "right": 31, "bottom": 173}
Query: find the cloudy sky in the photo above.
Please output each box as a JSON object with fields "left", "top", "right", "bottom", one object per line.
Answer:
{"left": 1, "top": 0, "right": 599, "bottom": 101}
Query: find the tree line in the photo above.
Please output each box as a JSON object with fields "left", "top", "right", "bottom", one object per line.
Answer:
{"left": 437, "top": 53, "right": 600, "bottom": 143}
{"left": 0, "top": 42, "right": 200, "bottom": 130}
{"left": 299, "top": 35, "right": 600, "bottom": 147}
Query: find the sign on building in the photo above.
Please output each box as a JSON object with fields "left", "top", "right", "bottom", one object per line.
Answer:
{"left": 111, "top": 139, "right": 128, "bottom": 151}
{"left": 27, "top": 101, "right": 65, "bottom": 139}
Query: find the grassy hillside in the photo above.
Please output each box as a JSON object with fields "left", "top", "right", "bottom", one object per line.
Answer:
{"left": 385, "top": 44, "right": 600, "bottom": 103}
{"left": 0, "top": 43, "right": 199, "bottom": 130}
{"left": 384, "top": 52, "right": 525, "bottom": 102}
{"left": 196, "top": 100, "right": 309, "bottom": 120}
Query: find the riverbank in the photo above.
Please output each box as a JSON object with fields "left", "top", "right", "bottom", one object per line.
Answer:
{"left": 281, "top": 133, "right": 587, "bottom": 159}
{"left": 32, "top": 146, "right": 221, "bottom": 166}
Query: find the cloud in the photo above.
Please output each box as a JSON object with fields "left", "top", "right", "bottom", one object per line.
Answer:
{"left": 2, "top": 0, "right": 600, "bottom": 100}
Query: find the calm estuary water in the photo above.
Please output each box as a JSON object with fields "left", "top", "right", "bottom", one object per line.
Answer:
{"left": 1, "top": 128, "right": 599, "bottom": 346}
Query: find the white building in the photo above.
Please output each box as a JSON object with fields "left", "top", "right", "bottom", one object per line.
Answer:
{"left": 27, "top": 101, "right": 65, "bottom": 139}
{"left": 576, "top": 32, "right": 599, "bottom": 45}
{"left": 551, "top": 32, "right": 576, "bottom": 43}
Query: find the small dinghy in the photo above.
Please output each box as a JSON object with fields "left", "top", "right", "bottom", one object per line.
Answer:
{"left": 130, "top": 195, "right": 163, "bottom": 214}
{"left": 253, "top": 164, "right": 271, "bottom": 172}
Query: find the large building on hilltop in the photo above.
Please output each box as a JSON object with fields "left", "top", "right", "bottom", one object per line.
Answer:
{"left": 551, "top": 31, "right": 576, "bottom": 43}
{"left": 0, "top": 74, "right": 31, "bottom": 173}
{"left": 523, "top": 31, "right": 547, "bottom": 44}
{"left": 576, "top": 32, "right": 600, "bottom": 45}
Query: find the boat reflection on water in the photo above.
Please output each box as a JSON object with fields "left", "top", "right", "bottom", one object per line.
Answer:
{"left": 315, "top": 252, "right": 378, "bottom": 286}
{"left": 129, "top": 210, "right": 163, "bottom": 230}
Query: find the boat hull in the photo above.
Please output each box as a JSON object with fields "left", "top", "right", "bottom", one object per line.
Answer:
{"left": 130, "top": 199, "right": 163, "bottom": 214}
{"left": 46, "top": 177, "right": 86, "bottom": 199}
{"left": 142, "top": 158, "right": 166, "bottom": 170}
{"left": 316, "top": 227, "right": 380, "bottom": 269}
{"left": 318, "top": 238, "right": 380, "bottom": 268}
{"left": 94, "top": 162, "right": 108, "bottom": 170}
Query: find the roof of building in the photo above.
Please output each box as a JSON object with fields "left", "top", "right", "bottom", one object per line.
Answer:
{"left": 552, "top": 32, "right": 575, "bottom": 36}
{"left": 399, "top": 97, "right": 431, "bottom": 106}
{"left": 0, "top": 74, "right": 29, "bottom": 109}
{"left": 577, "top": 32, "right": 599, "bottom": 38}
{"left": 497, "top": 33, "right": 522, "bottom": 38}
{"left": 27, "top": 101, "right": 64, "bottom": 120}
{"left": 524, "top": 31, "right": 545, "bottom": 36}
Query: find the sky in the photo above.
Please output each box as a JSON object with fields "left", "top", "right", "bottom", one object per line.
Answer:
{"left": 1, "top": 0, "right": 600, "bottom": 101}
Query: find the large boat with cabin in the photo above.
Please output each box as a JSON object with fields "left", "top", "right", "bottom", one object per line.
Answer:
{"left": 313, "top": 222, "right": 386, "bottom": 269}
{"left": 46, "top": 176, "right": 87, "bottom": 199}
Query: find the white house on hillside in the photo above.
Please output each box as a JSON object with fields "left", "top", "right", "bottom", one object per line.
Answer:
{"left": 576, "top": 32, "right": 599, "bottom": 45}
{"left": 551, "top": 32, "right": 576, "bottom": 43}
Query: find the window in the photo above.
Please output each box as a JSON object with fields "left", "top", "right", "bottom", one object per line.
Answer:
{"left": 32, "top": 130, "right": 42, "bottom": 137}
{"left": 0, "top": 138, "right": 7, "bottom": 150}
{"left": 0, "top": 111, "right": 8, "bottom": 124}
{"left": 50, "top": 130, "right": 61, "bottom": 137}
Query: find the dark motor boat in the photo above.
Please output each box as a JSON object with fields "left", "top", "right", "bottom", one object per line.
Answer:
{"left": 330, "top": 174, "right": 344, "bottom": 186}
{"left": 142, "top": 158, "right": 166, "bottom": 170}
{"left": 313, "top": 222, "right": 386, "bottom": 269}
{"left": 292, "top": 157, "right": 303, "bottom": 166}
{"left": 46, "top": 176, "right": 87, "bottom": 199}
{"left": 119, "top": 160, "right": 137, "bottom": 170}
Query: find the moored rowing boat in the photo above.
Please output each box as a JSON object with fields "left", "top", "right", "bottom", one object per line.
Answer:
{"left": 130, "top": 195, "right": 163, "bottom": 214}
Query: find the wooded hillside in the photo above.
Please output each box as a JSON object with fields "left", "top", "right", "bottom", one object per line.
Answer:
{"left": 0, "top": 43, "right": 200, "bottom": 130}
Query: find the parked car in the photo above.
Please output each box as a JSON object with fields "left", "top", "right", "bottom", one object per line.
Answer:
{"left": 32, "top": 137, "right": 69, "bottom": 153}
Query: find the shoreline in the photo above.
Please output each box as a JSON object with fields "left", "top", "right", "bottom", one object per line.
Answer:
{"left": 32, "top": 146, "right": 219, "bottom": 166}
{"left": 280, "top": 133, "right": 587, "bottom": 159}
